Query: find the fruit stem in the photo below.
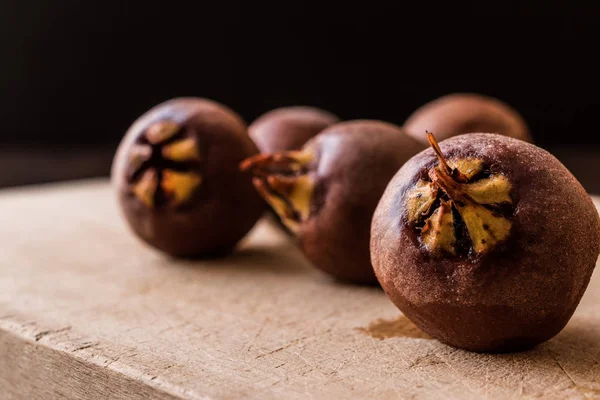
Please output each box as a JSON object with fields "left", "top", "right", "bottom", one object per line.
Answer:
{"left": 239, "top": 151, "right": 312, "bottom": 176}
{"left": 426, "top": 131, "right": 469, "bottom": 183}
{"left": 426, "top": 131, "right": 452, "bottom": 175}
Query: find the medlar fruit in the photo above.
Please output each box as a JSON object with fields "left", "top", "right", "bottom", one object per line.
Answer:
{"left": 112, "top": 97, "right": 264, "bottom": 257}
{"left": 404, "top": 93, "right": 532, "bottom": 144}
{"left": 242, "top": 120, "right": 424, "bottom": 284}
{"left": 249, "top": 106, "right": 340, "bottom": 153}
{"left": 371, "top": 132, "right": 600, "bottom": 352}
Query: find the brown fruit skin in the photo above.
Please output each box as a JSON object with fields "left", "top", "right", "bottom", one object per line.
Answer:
{"left": 298, "top": 120, "right": 425, "bottom": 284}
{"left": 371, "top": 133, "right": 600, "bottom": 352}
{"left": 404, "top": 93, "right": 532, "bottom": 144}
{"left": 112, "top": 98, "right": 264, "bottom": 257}
{"left": 249, "top": 106, "right": 340, "bottom": 153}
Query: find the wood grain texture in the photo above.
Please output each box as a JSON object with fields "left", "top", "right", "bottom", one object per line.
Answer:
{"left": 0, "top": 180, "right": 599, "bottom": 400}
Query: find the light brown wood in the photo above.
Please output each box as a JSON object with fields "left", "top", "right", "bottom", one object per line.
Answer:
{"left": 1, "top": 180, "right": 599, "bottom": 400}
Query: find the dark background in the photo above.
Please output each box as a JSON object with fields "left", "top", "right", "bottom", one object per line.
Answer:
{"left": 1, "top": 1, "right": 599, "bottom": 191}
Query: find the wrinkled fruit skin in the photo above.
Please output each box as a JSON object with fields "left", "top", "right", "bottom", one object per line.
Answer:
{"left": 405, "top": 93, "right": 532, "bottom": 145}
{"left": 371, "top": 133, "right": 600, "bottom": 352}
{"left": 112, "top": 97, "right": 264, "bottom": 257}
{"left": 244, "top": 120, "right": 424, "bottom": 284}
{"left": 249, "top": 106, "right": 340, "bottom": 153}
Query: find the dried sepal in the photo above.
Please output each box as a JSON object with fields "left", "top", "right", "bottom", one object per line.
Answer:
{"left": 455, "top": 200, "right": 511, "bottom": 253}
{"left": 162, "top": 137, "right": 201, "bottom": 162}
{"left": 254, "top": 174, "right": 315, "bottom": 232}
{"left": 406, "top": 180, "right": 438, "bottom": 223}
{"left": 447, "top": 158, "right": 484, "bottom": 180}
{"left": 161, "top": 169, "right": 203, "bottom": 206}
{"left": 447, "top": 158, "right": 512, "bottom": 204}
{"left": 128, "top": 144, "right": 152, "bottom": 177}
{"left": 241, "top": 150, "right": 316, "bottom": 232}
{"left": 252, "top": 177, "right": 302, "bottom": 232}
{"left": 288, "top": 175, "right": 314, "bottom": 222}
{"left": 132, "top": 169, "right": 158, "bottom": 207}
{"left": 407, "top": 132, "right": 514, "bottom": 255}
{"left": 429, "top": 165, "right": 512, "bottom": 254}
{"left": 127, "top": 122, "right": 203, "bottom": 209}
{"left": 462, "top": 175, "right": 512, "bottom": 205}
{"left": 421, "top": 200, "right": 456, "bottom": 254}
{"left": 240, "top": 150, "right": 314, "bottom": 176}
{"left": 145, "top": 121, "right": 181, "bottom": 144}
{"left": 267, "top": 174, "right": 314, "bottom": 222}
{"left": 279, "top": 150, "right": 314, "bottom": 167}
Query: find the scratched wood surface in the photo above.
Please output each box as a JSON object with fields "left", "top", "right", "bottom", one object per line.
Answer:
{"left": 0, "top": 180, "right": 599, "bottom": 400}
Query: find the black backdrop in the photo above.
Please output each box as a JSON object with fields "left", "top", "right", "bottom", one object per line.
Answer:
{"left": 1, "top": 1, "right": 599, "bottom": 149}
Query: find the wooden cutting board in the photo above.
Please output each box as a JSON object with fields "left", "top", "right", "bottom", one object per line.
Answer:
{"left": 1, "top": 180, "right": 599, "bottom": 400}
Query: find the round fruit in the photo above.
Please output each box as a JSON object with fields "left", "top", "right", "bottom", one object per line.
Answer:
{"left": 404, "top": 93, "right": 532, "bottom": 144}
{"left": 242, "top": 120, "right": 424, "bottom": 284}
{"left": 249, "top": 106, "right": 339, "bottom": 153}
{"left": 112, "top": 97, "right": 264, "bottom": 257}
{"left": 371, "top": 132, "right": 600, "bottom": 352}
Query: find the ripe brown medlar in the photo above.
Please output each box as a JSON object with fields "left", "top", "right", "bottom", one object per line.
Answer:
{"left": 404, "top": 93, "right": 532, "bottom": 144}
{"left": 249, "top": 106, "right": 340, "bottom": 153}
{"left": 371, "top": 132, "right": 600, "bottom": 352}
{"left": 112, "top": 97, "right": 264, "bottom": 257}
{"left": 242, "top": 120, "right": 424, "bottom": 284}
